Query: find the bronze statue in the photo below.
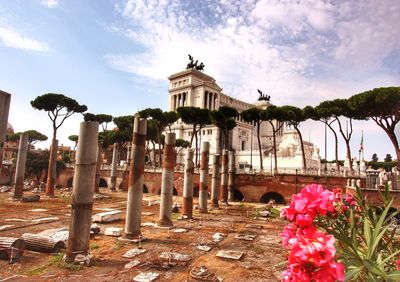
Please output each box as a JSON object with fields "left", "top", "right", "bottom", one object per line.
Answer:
{"left": 186, "top": 54, "right": 205, "bottom": 71}
{"left": 257, "top": 89, "right": 271, "bottom": 101}
{"left": 195, "top": 62, "right": 205, "bottom": 71}
{"left": 186, "top": 54, "right": 195, "bottom": 69}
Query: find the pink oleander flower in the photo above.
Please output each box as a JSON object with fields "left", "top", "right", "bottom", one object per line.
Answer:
{"left": 281, "top": 223, "right": 298, "bottom": 247}
{"left": 281, "top": 184, "right": 335, "bottom": 225}
{"left": 396, "top": 258, "right": 400, "bottom": 270}
{"left": 312, "top": 262, "right": 345, "bottom": 282}
{"left": 282, "top": 264, "right": 312, "bottom": 282}
{"left": 288, "top": 228, "right": 336, "bottom": 267}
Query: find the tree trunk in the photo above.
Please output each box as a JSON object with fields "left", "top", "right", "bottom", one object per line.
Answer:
{"left": 326, "top": 122, "right": 340, "bottom": 172}
{"left": 268, "top": 121, "right": 278, "bottom": 174}
{"left": 336, "top": 118, "right": 353, "bottom": 171}
{"left": 295, "top": 127, "right": 307, "bottom": 172}
{"left": 46, "top": 138, "right": 58, "bottom": 197}
{"left": 257, "top": 123, "right": 263, "bottom": 170}
{"left": 373, "top": 119, "right": 400, "bottom": 171}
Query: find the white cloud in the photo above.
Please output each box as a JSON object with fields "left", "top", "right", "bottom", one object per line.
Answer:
{"left": 106, "top": 0, "right": 400, "bottom": 107}
{"left": 41, "top": 0, "right": 59, "bottom": 8}
{"left": 0, "top": 26, "right": 49, "bottom": 52}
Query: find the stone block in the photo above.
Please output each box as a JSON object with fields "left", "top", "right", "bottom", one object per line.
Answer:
{"left": 104, "top": 227, "right": 123, "bottom": 237}
{"left": 92, "top": 210, "right": 123, "bottom": 223}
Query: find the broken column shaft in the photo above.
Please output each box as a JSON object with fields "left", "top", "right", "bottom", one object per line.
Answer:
{"left": 124, "top": 117, "right": 147, "bottom": 239}
{"left": 0, "top": 91, "right": 11, "bottom": 170}
{"left": 158, "top": 132, "right": 176, "bottom": 227}
{"left": 228, "top": 149, "right": 236, "bottom": 202}
{"left": 13, "top": 133, "right": 28, "bottom": 199}
{"left": 182, "top": 149, "right": 194, "bottom": 219}
{"left": 66, "top": 121, "right": 98, "bottom": 263}
{"left": 94, "top": 146, "right": 102, "bottom": 193}
{"left": 199, "top": 142, "right": 210, "bottom": 213}
{"left": 46, "top": 139, "right": 58, "bottom": 197}
{"left": 110, "top": 143, "right": 118, "bottom": 191}
{"left": 220, "top": 149, "right": 229, "bottom": 203}
{"left": 211, "top": 154, "right": 221, "bottom": 208}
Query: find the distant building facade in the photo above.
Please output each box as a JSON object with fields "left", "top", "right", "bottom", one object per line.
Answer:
{"left": 167, "top": 68, "right": 321, "bottom": 171}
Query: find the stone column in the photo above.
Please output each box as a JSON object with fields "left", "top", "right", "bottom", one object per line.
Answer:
{"left": 13, "top": 133, "right": 28, "bottom": 200}
{"left": 199, "top": 142, "right": 210, "bottom": 213}
{"left": 124, "top": 117, "right": 147, "bottom": 239}
{"left": 182, "top": 149, "right": 194, "bottom": 219}
{"left": 220, "top": 149, "right": 229, "bottom": 203}
{"left": 0, "top": 91, "right": 11, "bottom": 167}
{"left": 110, "top": 143, "right": 118, "bottom": 191}
{"left": 126, "top": 145, "right": 132, "bottom": 165}
{"left": 46, "top": 139, "right": 58, "bottom": 197}
{"left": 93, "top": 146, "right": 102, "bottom": 194}
{"left": 66, "top": 121, "right": 98, "bottom": 263}
{"left": 158, "top": 133, "right": 176, "bottom": 227}
{"left": 228, "top": 149, "right": 236, "bottom": 202}
{"left": 173, "top": 95, "right": 177, "bottom": 110}
{"left": 211, "top": 154, "right": 221, "bottom": 208}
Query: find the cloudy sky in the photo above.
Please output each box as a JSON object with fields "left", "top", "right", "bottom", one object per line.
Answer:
{"left": 1, "top": 0, "right": 399, "bottom": 161}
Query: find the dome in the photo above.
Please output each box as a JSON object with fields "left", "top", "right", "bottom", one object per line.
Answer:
{"left": 6, "top": 123, "right": 14, "bottom": 134}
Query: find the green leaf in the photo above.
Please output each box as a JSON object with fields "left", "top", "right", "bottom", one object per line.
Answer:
{"left": 364, "top": 217, "right": 372, "bottom": 249}
{"left": 387, "top": 270, "right": 400, "bottom": 281}
{"left": 345, "top": 266, "right": 363, "bottom": 281}
{"left": 363, "top": 259, "right": 388, "bottom": 279}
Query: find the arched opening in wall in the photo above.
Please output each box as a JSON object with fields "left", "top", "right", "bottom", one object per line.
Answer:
{"left": 260, "top": 192, "right": 286, "bottom": 204}
{"left": 143, "top": 184, "right": 148, "bottom": 193}
{"left": 157, "top": 188, "right": 178, "bottom": 195}
{"left": 66, "top": 177, "right": 73, "bottom": 188}
{"left": 193, "top": 186, "right": 199, "bottom": 197}
{"left": 99, "top": 178, "right": 108, "bottom": 188}
{"left": 234, "top": 189, "right": 244, "bottom": 202}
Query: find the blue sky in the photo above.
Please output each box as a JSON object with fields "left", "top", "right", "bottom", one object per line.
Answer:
{"left": 1, "top": 0, "right": 399, "bottom": 161}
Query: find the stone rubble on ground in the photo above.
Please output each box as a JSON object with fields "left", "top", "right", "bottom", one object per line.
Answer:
{"left": 122, "top": 248, "right": 147, "bottom": 258}
{"left": 189, "top": 266, "right": 222, "bottom": 282}
{"left": 173, "top": 228, "right": 187, "bottom": 233}
{"left": 212, "top": 233, "right": 225, "bottom": 242}
{"left": 196, "top": 244, "right": 212, "bottom": 252}
{"left": 159, "top": 252, "right": 191, "bottom": 262}
{"left": 124, "top": 260, "right": 140, "bottom": 269}
{"left": 0, "top": 186, "right": 11, "bottom": 192}
{"left": 133, "top": 272, "right": 159, "bottom": 282}
{"left": 104, "top": 227, "right": 123, "bottom": 237}
{"left": 234, "top": 234, "right": 257, "bottom": 241}
{"left": 216, "top": 250, "right": 244, "bottom": 260}
{"left": 92, "top": 210, "right": 123, "bottom": 223}
{"left": 141, "top": 222, "right": 156, "bottom": 227}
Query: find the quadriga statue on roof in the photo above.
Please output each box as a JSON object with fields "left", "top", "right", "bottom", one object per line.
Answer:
{"left": 257, "top": 89, "right": 271, "bottom": 102}
{"left": 186, "top": 54, "right": 205, "bottom": 71}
